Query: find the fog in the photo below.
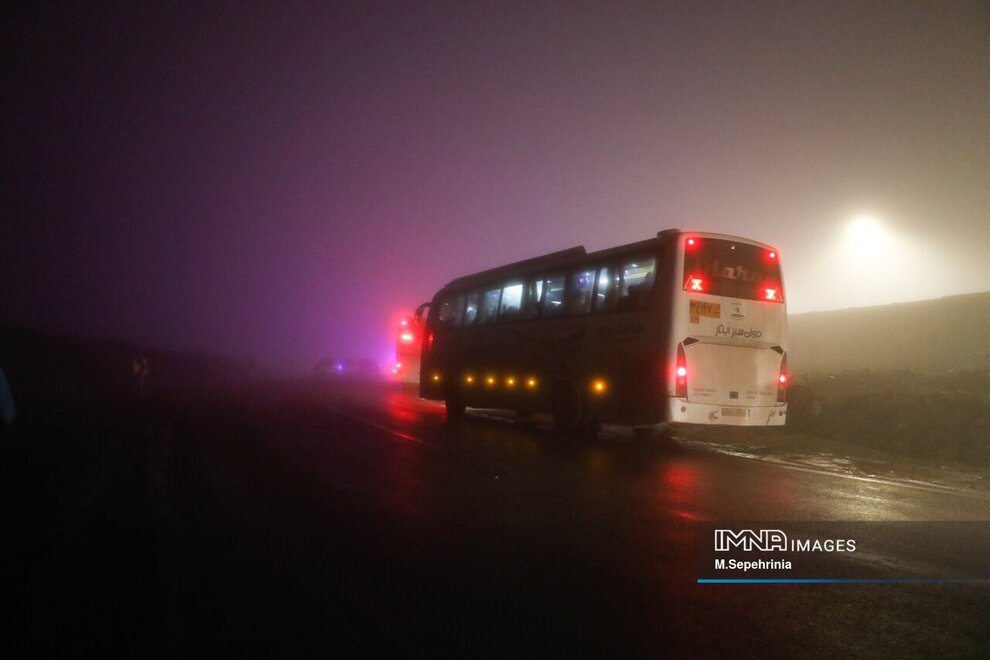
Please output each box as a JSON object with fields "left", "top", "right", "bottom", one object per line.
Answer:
{"left": 3, "top": 2, "right": 987, "bottom": 371}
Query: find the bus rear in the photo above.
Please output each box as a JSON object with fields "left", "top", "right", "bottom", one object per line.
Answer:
{"left": 665, "top": 233, "right": 788, "bottom": 426}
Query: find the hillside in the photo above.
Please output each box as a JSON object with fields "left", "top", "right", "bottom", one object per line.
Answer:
{"left": 788, "top": 292, "right": 990, "bottom": 375}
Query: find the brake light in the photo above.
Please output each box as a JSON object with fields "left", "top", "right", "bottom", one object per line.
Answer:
{"left": 777, "top": 353, "right": 787, "bottom": 403}
{"left": 675, "top": 343, "right": 688, "bottom": 398}
{"left": 684, "top": 275, "right": 705, "bottom": 292}
{"left": 686, "top": 237, "right": 699, "bottom": 249}
{"left": 764, "top": 288, "right": 778, "bottom": 301}
{"left": 400, "top": 332, "right": 414, "bottom": 343}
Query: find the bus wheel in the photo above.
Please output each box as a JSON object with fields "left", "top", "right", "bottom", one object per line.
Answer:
{"left": 444, "top": 390, "right": 466, "bottom": 421}
{"left": 551, "top": 383, "right": 581, "bottom": 434}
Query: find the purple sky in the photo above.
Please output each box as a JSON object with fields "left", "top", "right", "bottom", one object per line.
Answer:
{"left": 3, "top": 1, "right": 988, "bottom": 370}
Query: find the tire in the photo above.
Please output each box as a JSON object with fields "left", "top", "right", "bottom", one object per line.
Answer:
{"left": 551, "top": 383, "right": 581, "bottom": 434}
{"left": 445, "top": 398, "right": 466, "bottom": 421}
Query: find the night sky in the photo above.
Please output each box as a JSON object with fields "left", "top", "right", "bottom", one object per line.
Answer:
{"left": 3, "top": 1, "right": 988, "bottom": 370}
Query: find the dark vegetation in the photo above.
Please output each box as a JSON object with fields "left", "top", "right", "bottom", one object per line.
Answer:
{"left": 788, "top": 369, "right": 990, "bottom": 467}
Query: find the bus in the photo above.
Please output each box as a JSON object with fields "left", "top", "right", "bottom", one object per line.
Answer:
{"left": 419, "top": 230, "right": 787, "bottom": 433}
{"left": 393, "top": 303, "right": 429, "bottom": 387}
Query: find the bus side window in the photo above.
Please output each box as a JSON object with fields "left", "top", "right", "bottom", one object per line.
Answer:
{"left": 478, "top": 288, "right": 501, "bottom": 324}
{"left": 499, "top": 283, "right": 523, "bottom": 322}
{"left": 595, "top": 265, "right": 616, "bottom": 312}
{"left": 569, "top": 269, "right": 595, "bottom": 315}
{"left": 522, "top": 278, "right": 544, "bottom": 319}
{"left": 437, "top": 297, "right": 454, "bottom": 325}
{"left": 450, "top": 295, "right": 466, "bottom": 326}
{"left": 617, "top": 257, "right": 657, "bottom": 311}
{"left": 543, "top": 275, "right": 566, "bottom": 316}
{"left": 464, "top": 292, "right": 480, "bottom": 325}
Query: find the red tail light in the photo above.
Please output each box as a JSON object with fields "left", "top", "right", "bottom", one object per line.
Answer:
{"left": 426, "top": 332, "right": 435, "bottom": 350}
{"left": 777, "top": 353, "right": 787, "bottom": 402}
{"left": 675, "top": 343, "right": 688, "bottom": 398}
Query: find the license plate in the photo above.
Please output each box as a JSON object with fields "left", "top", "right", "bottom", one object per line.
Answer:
{"left": 721, "top": 407, "right": 749, "bottom": 418}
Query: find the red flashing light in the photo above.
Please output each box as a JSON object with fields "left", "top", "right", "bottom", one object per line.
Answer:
{"left": 686, "top": 238, "right": 697, "bottom": 247}
{"left": 760, "top": 281, "right": 784, "bottom": 303}
{"left": 675, "top": 344, "right": 688, "bottom": 398}
{"left": 400, "top": 332, "right": 414, "bottom": 343}
{"left": 777, "top": 353, "right": 788, "bottom": 403}
{"left": 768, "top": 250, "right": 777, "bottom": 260}
{"left": 684, "top": 275, "right": 705, "bottom": 292}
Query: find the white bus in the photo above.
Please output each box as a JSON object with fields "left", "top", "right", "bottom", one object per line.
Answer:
{"left": 419, "top": 230, "right": 787, "bottom": 433}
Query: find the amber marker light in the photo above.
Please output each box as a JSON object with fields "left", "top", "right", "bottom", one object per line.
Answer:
{"left": 591, "top": 378, "right": 608, "bottom": 395}
{"left": 526, "top": 377, "right": 538, "bottom": 389}
{"left": 432, "top": 373, "right": 441, "bottom": 383}
{"left": 486, "top": 375, "right": 496, "bottom": 387}
{"left": 506, "top": 376, "right": 516, "bottom": 387}
{"left": 465, "top": 374, "right": 475, "bottom": 385}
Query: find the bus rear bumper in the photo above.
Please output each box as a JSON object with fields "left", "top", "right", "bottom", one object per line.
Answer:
{"left": 664, "top": 399, "right": 787, "bottom": 426}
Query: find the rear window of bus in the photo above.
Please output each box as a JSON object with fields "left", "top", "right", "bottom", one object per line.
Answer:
{"left": 682, "top": 238, "right": 783, "bottom": 302}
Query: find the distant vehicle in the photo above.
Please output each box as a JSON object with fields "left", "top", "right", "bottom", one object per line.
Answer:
{"left": 419, "top": 230, "right": 788, "bottom": 432}
{"left": 393, "top": 303, "right": 429, "bottom": 386}
{"left": 332, "top": 358, "right": 382, "bottom": 380}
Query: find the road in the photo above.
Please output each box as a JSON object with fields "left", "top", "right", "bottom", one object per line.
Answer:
{"left": 132, "top": 379, "right": 989, "bottom": 658}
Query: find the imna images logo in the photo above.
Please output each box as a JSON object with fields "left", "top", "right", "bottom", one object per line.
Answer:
{"left": 714, "top": 529, "right": 787, "bottom": 552}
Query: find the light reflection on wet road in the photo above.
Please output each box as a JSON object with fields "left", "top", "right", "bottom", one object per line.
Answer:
{"left": 176, "top": 381, "right": 990, "bottom": 657}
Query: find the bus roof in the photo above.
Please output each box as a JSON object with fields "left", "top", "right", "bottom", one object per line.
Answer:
{"left": 444, "top": 246, "right": 587, "bottom": 290}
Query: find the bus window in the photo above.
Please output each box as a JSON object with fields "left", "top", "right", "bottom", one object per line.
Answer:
{"left": 522, "top": 278, "right": 544, "bottom": 319}
{"left": 437, "top": 297, "right": 454, "bottom": 325}
{"left": 594, "top": 266, "right": 616, "bottom": 312}
{"left": 543, "top": 275, "right": 566, "bottom": 316}
{"left": 617, "top": 257, "right": 656, "bottom": 311}
{"left": 450, "top": 295, "right": 465, "bottom": 326}
{"left": 499, "top": 283, "right": 523, "bottom": 321}
{"left": 569, "top": 269, "right": 595, "bottom": 315}
{"left": 682, "top": 238, "right": 784, "bottom": 302}
{"left": 478, "top": 288, "right": 501, "bottom": 324}
{"left": 464, "top": 292, "right": 480, "bottom": 325}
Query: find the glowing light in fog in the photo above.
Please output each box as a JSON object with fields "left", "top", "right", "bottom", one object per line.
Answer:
{"left": 846, "top": 215, "right": 887, "bottom": 252}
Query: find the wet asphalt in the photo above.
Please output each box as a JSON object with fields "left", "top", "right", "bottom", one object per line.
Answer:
{"left": 153, "top": 380, "right": 990, "bottom": 657}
